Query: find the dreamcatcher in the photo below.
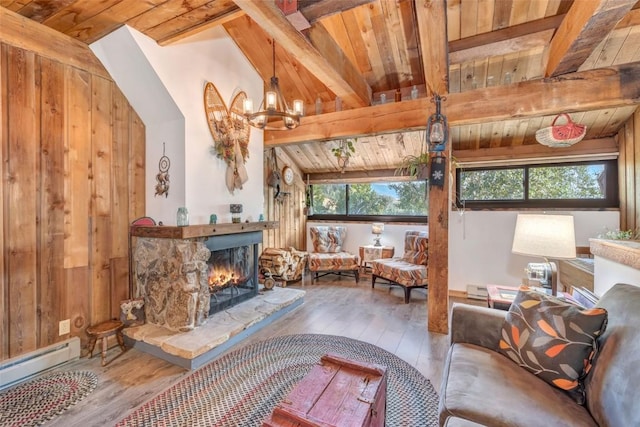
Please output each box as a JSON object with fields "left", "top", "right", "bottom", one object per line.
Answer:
{"left": 154, "top": 142, "right": 170, "bottom": 197}
{"left": 204, "top": 81, "right": 250, "bottom": 194}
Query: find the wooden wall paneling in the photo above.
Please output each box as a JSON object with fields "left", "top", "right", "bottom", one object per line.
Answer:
{"left": 91, "top": 76, "right": 113, "bottom": 323}
{"left": 129, "top": 108, "right": 146, "bottom": 222}
{"left": 63, "top": 66, "right": 91, "bottom": 269}
{"left": 618, "top": 124, "right": 627, "bottom": 229}
{"left": 634, "top": 108, "right": 640, "bottom": 232}
{"left": 110, "top": 257, "right": 129, "bottom": 320}
{"left": 38, "top": 57, "right": 67, "bottom": 347}
{"left": 66, "top": 266, "right": 90, "bottom": 345}
{"left": 6, "top": 45, "right": 38, "bottom": 357}
{"left": 0, "top": 43, "right": 7, "bottom": 359}
{"left": 111, "top": 87, "right": 130, "bottom": 259}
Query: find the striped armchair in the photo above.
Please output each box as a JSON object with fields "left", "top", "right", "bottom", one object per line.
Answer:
{"left": 371, "top": 230, "right": 428, "bottom": 303}
{"left": 308, "top": 226, "right": 359, "bottom": 283}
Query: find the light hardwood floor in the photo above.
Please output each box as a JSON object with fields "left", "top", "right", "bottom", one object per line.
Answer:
{"left": 45, "top": 274, "right": 482, "bottom": 426}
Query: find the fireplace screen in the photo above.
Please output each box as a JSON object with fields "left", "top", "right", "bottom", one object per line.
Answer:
{"left": 207, "top": 244, "right": 258, "bottom": 315}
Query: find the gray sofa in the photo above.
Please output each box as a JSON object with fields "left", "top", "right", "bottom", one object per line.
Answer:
{"left": 438, "top": 283, "right": 640, "bottom": 427}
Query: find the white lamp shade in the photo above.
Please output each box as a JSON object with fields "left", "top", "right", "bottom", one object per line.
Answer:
{"left": 372, "top": 223, "right": 384, "bottom": 235}
{"left": 512, "top": 214, "right": 576, "bottom": 259}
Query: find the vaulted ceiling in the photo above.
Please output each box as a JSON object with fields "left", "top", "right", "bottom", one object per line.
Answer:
{"left": 5, "top": 0, "right": 640, "bottom": 178}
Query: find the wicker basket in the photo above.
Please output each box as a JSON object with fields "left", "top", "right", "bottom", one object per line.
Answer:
{"left": 535, "top": 113, "right": 586, "bottom": 148}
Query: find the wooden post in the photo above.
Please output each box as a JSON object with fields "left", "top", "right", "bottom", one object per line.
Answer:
{"left": 427, "top": 153, "right": 450, "bottom": 334}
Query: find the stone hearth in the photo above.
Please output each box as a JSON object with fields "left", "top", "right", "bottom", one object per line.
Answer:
{"left": 123, "top": 286, "right": 305, "bottom": 369}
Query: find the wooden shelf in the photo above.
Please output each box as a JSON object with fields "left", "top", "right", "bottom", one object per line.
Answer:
{"left": 130, "top": 221, "right": 279, "bottom": 239}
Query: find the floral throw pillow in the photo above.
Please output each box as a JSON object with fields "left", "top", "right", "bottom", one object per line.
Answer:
{"left": 497, "top": 287, "right": 608, "bottom": 404}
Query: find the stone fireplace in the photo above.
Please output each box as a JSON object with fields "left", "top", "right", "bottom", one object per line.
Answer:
{"left": 131, "top": 222, "right": 275, "bottom": 332}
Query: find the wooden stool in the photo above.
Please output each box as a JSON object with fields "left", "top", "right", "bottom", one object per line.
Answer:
{"left": 86, "top": 319, "right": 127, "bottom": 366}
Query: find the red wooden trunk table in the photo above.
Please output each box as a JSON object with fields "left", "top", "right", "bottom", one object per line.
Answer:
{"left": 262, "top": 353, "right": 387, "bottom": 427}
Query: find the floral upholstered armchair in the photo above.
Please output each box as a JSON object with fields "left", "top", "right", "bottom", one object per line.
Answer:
{"left": 258, "top": 247, "right": 307, "bottom": 285}
{"left": 308, "top": 226, "right": 359, "bottom": 283}
{"left": 371, "top": 230, "right": 428, "bottom": 303}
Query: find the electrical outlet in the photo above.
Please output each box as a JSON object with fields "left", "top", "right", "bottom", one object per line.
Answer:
{"left": 59, "top": 319, "right": 71, "bottom": 335}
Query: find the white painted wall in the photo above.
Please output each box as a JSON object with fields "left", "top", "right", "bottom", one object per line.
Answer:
{"left": 309, "top": 210, "right": 618, "bottom": 292}
{"left": 450, "top": 210, "right": 619, "bottom": 292}
{"left": 594, "top": 256, "right": 640, "bottom": 296}
{"left": 91, "top": 25, "right": 264, "bottom": 225}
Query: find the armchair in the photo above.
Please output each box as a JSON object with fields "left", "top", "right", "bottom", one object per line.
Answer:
{"left": 308, "top": 226, "right": 359, "bottom": 283}
{"left": 371, "top": 230, "right": 428, "bottom": 303}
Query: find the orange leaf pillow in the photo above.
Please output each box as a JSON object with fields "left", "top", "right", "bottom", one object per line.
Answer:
{"left": 497, "top": 287, "right": 608, "bottom": 404}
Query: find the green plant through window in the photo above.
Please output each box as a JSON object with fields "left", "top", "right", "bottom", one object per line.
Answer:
{"left": 311, "top": 181, "right": 428, "bottom": 220}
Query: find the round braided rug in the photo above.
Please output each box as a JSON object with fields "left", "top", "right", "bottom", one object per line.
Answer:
{"left": 117, "top": 334, "right": 439, "bottom": 426}
{"left": 0, "top": 370, "right": 98, "bottom": 427}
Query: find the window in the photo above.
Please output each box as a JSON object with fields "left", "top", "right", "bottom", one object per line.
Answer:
{"left": 310, "top": 181, "right": 428, "bottom": 222}
{"left": 456, "top": 160, "right": 618, "bottom": 209}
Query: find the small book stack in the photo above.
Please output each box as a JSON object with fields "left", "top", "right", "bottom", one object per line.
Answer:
{"left": 571, "top": 286, "right": 600, "bottom": 308}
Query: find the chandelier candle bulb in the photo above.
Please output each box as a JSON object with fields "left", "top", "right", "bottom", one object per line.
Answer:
{"left": 293, "top": 100, "right": 304, "bottom": 115}
{"left": 266, "top": 91, "right": 277, "bottom": 109}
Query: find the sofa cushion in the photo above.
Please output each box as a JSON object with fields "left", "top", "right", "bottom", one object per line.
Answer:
{"left": 371, "top": 258, "right": 427, "bottom": 287}
{"left": 439, "top": 343, "right": 598, "bottom": 427}
{"left": 310, "top": 226, "right": 346, "bottom": 253}
{"left": 497, "top": 288, "right": 608, "bottom": 404}
{"left": 401, "top": 232, "right": 428, "bottom": 265}
{"left": 308, "top": 252, "right": 358, "bottom": 272}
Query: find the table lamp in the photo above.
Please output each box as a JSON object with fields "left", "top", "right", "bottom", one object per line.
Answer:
{"left": 371, "top": 222, "right": 384, "bottom": 247}
{"left": 511, "top": 214, "right": 576, "bottom": 296}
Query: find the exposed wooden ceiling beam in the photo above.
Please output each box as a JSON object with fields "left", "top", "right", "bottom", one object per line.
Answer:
{"left": 264, "top": 61, "right": 640, "bottom": 146}
{"left": 300, "top": 0, "right": 377, "bottom": 24}
{"left": 158, "top": 8, "right": 246, "bottom": 46}
{"left": 233, "top": 0, "right": 371, "bottom": 108}
{"left": 454, "top": 138, "right": 618, "bottom": 166}
{"left": 545, "top": 0, "right": 637, "bottom": 77}
{"left": 449, "top": 14, "right": 565, "bottom": 53}
{"left": 415, "top": 0, "right": 448, "bottom": 96}
{"left": 450, "top": 29, "right": 554, "bottom": 65}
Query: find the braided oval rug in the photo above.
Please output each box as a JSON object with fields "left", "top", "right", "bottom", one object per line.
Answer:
{"left": 116, "top": 334, "right": 439, "bottom": 426}
{"left": 0, "top": 371, "right": 97, "bottom": 427}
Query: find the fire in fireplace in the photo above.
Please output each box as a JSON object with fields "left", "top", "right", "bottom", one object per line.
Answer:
{"left": 204, "top": 231, "right": 260, "bottom": 315}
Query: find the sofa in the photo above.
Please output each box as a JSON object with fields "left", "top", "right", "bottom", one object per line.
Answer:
{"left": 308, "top": 226, "right": 359, "bottom": 283}
{"left": 371, "top": 230, "right": 428, "bottom": 303}
{"left": 258, "top": 247, "right": 307, "bottom": 285}
{"left": 438, "top": 283, "right": 640, "bottom": 427}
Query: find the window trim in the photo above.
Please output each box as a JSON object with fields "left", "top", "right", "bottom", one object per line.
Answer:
{"left": 455, "top": 160, "right": 618, "bottom": 209}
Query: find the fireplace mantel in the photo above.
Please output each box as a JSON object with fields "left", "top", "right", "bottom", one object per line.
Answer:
{"left": 131, "top": 221, "right": 278, "bottom": 239}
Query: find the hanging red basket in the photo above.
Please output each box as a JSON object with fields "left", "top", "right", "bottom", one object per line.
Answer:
{"left": 535, "top": 113, "right": 587, "bottom": 148}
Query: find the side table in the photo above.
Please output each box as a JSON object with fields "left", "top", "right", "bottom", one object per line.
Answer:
{"left": 359, "top": 245, "right": 394, "bottom": 271}
{"left": 86, "top": 319, "right": 127, "bottom": 366}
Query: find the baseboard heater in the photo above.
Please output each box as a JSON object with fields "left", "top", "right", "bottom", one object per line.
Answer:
{"left": 0, "top": 337, "right": 81, "bottom": 391}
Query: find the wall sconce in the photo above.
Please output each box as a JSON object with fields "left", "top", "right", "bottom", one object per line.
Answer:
{"left": 371, "top": 222, "right": 384, "bottom": 246}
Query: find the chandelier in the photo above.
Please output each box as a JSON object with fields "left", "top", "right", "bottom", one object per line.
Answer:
{"left": 243, "top": 40, "right": 304, "bottom": 130}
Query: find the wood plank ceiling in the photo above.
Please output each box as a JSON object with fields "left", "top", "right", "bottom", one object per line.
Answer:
{"left": 4, "top": 0, "right": 639, "bottom": 178}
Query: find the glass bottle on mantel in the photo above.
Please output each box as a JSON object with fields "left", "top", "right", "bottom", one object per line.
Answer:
{"left": 177, "top": 207, "right": 189, "bottom": 226}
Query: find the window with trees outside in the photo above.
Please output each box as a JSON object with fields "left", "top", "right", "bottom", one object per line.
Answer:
{"left": 456, "top": 160, "right": 618, "bottom": 209}
{"left": 310, "top": 181, "right": 428, "bottom": 222}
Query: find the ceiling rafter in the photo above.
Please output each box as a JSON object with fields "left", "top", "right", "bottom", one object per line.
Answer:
{"left": 299, "top": 0, "right": 377, "bottom": 24}
{"left": 232, "top": 0, "right": 372, "bottom": 108}
{"left": 545, "top": 0, "right": 637, "bottom": 77}
{"left": 415, "top": 0, "right": 449, "bottom": 96}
